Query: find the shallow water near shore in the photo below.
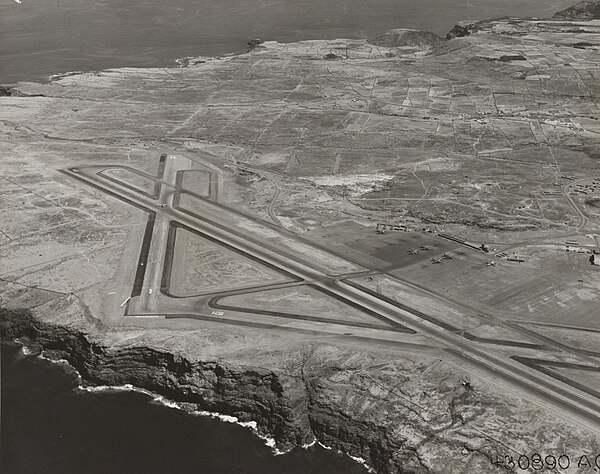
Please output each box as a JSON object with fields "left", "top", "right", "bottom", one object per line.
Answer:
{"left": 0, "top": 0, "right": 576, "bottom": 83}
{"left": 1, "top": 343, "right": 368, "bottom": 474}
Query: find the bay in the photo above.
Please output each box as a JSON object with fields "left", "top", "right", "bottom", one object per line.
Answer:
{"left": 0, "top": 0, "right": 576, "bottom": 83}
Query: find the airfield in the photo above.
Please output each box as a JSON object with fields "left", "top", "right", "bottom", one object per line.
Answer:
{"left": 52, "top": 148, "right": 600, "bottom": 432}
{"left": 2, "top": 9, "right": 600, "bottom": 473}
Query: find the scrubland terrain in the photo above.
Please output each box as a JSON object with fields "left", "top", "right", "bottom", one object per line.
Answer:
{"left": 2, "top": 2, "right": 600, "bottom": 472}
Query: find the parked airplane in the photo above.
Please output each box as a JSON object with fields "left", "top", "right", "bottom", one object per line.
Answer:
{"left": 431, "top": 258, "right": 442, "bottom": 264}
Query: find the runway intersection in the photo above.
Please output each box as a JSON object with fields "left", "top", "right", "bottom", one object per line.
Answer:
{"left": 62, "top": 153, "right": 600, "bottom": 433}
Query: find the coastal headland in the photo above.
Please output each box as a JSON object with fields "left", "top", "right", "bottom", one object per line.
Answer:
{"left": 2, "top": 2, "right": 600, "bottom": 472}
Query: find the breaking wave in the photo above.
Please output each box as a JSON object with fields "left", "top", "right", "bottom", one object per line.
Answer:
{"left": 18, "top": 342, "right": 372, "bottom": 471}
{"left": 318, "top": 442, "right": 375, "bottom": 473}
{"left": 75, "top": 383, "right": 291, "bottom": 454}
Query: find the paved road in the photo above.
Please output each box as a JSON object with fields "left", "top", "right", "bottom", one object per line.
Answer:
{"left": 64, "top": 162, "right": 600, "bottom": 434}
{"left": 136, "top": 155, "right": 189, "bottom": 312}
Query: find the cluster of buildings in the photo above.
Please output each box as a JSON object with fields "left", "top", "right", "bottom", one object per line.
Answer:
{"left": 565, "top": 240, "right": 600, "bottom": 266}
{"left": 569, "top": 179, "right": 600, "bottom": 195}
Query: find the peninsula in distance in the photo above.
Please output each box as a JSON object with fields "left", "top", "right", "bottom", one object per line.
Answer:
{"left": 1, "top": 1, "right": 600, "bottom": 473}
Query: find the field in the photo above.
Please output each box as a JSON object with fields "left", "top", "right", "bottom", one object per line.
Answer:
{"left": 167, "top": 226, "right": 289, "bottom": 297}
{"left": 2, "top": 11, "right": 600, "bottom": 472}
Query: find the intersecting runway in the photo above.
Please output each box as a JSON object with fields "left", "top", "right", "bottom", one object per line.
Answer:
{"left": 62, "top": 153, "right": 600, "bottom": 433}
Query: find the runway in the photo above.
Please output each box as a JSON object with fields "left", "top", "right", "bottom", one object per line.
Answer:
{"left": 62, "top": 153, "right": 600, "bottom": 434}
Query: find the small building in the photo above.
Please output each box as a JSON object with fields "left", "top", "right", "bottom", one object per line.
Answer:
{"left": 591, "top": 253, "right": 600, "bottom": 266}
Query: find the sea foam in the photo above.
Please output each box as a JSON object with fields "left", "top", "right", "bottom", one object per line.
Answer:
{"left": 319, "top": 442, "right": 375, "bottom": 473}
{"left": 75, "top": 383, "right": 284, "bottom": 453}
{"left": 18, "top": 342, "right": 373, "bottom": 471}
{"left": 20, "top": 344, "right": 33, "bottom": 356}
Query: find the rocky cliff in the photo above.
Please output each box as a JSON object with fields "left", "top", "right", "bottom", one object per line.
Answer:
{"left": 1, "top": 307, "right": 431, "bottom": 472}
{"left": 0, "top": 308, "right": 412, "bottom": 472}
{"left": 367, "top": 29, "right": 443, "bottom": 48}
{"left": 3, "top": 305, "right": 599, "bottom": 473}
{"left": 448, "top": 0, "right": 600, "bottom": 39}
{"left": 2, "top": 2, "right": 600, "bottom": 472}
{"left": 553, "top": 0, "right": 600, "bottom": 19}
{"left": 0, "top": 308, "right": 311, "bottom": 450}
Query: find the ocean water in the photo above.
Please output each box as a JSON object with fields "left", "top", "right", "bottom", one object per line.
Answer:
{"left": 0, "top": 1, "right": 582, "bottom": 471}
{"left": 0, "top": 0, "right": 576, "bottom": 83}
{"left": 1, "top": 343, "right": 368, "bottom": 474}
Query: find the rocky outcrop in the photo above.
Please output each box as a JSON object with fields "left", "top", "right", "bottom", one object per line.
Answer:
{"left": 2, "top": 308, "right": 422, "bottom": 472}
{"left": 247, "top": 39, "right": 265, "bottom": 49}
{"left": 445, "top": 21, "right": 484, "bottom": 39}
{"left": 553, "top": 0, "right": 600, "bottom": 20}
{"left": 0, "top": 85, "right": 44, "bottom": 97}
{"left": 308, "top": 401, "right": 409, "bottom": 472}
{"left": 1, "top": 307, "right": 526, "bottom": 474}
{"left": 448, "top": 1, "right": 600, "bottom": 40}
{"left": 0, "top": 308, "right": 311, "bottom": 450}
{"left": 368, "top": 29, "right": 443, "bottom": 48}
{"left": 4, "top": 306, "right": 598, "bottom": 473}
{"left": 3, "top": 3, "right": 600, "bottom": 473}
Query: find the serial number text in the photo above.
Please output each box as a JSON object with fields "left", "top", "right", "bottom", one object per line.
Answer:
{"left": 493, "top": 454, "right": 600, "bottom": 471}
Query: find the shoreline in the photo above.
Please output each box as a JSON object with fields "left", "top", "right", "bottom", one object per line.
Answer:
{"left": 1, "top": 6, "right": 591, "bottom": 89}
{"left": 11, "top": 339, "right": 376, "bottom": 472}
{"left": 11, "top": 339, "right": 375, "bottom": 473}
{"left": 2, "top": 2, "right": 600, "bottom": 472}
{"left": 0, "top": 0, "right": 577, "bottom": 85}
